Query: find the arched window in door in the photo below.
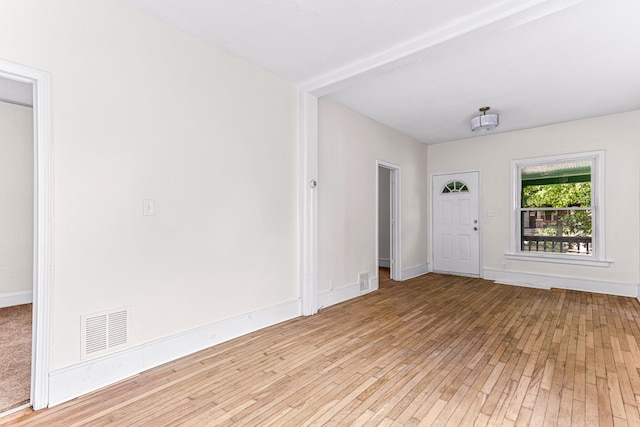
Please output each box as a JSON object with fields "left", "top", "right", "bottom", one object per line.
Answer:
{"left": 441, "top": 180, "right": 469, "bottom": 194}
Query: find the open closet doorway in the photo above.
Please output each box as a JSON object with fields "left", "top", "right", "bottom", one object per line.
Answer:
{"left": 0, "top": 60, "right": 52, "bottom": 414}
{"left": 377, "top": 161, "right": 400, "bottom": 283}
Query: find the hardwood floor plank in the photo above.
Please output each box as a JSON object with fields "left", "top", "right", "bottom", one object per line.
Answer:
{"left": 514, "top": 406, "right": 533, "bottom": 427}
{"left": 575, "top": 359, "right": 587, "bottom": 402}
{"left": 624, "top": 403, "right": 640, "bottom": 427}
{"left": 615, "top": 362, "right": 638, "bottom": 407}
{"left": 505, "top": 375, "right": 532, "bottom": 421}
{"left": 573, "top": 398, "right": 586, "bottom": 427}
{"left": 609, "top": 371, "right": 629, "bottom": 421}
{"left": 586, "top": 382, "right": 601, "bottom": 427}
{"left": 530, "top": 381, "right": 551, "bottom": 425}
{"left": 622, "top": 351, "right": 640, "bottom": 396}
{"left": 558, "top": 387, "right": 574, "bottom": 426}
{"left": 598, "top": 375, "right": 616, "bottom": 426}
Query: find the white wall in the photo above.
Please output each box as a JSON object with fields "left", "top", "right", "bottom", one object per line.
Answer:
{"left": 378, "top": 167, "right": 390, "bottom": 262}
{"left": 0, "top": 102, "right": 33, "bottom": 295}
{"left": 318, "top": 98, "right": 429, "bottom": 292}
{"left": 0, "top": 0, "right": 298, "bottom": 371}
{"left": 428, "top": 110, "right": 640, "bottom": 287}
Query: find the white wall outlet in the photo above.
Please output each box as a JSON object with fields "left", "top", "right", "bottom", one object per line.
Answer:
{"left": 143, "top": 199, "right": 155, "bottom": 216}
{"left": 487, "top": 209, "right": 496, "bottom": 217}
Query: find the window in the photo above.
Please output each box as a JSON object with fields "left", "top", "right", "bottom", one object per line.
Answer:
{"left": 441, "top": 180, "right": 468, "bottom": 194}
{"left": 509, "top": 151, "right": 607, "bottom": 266}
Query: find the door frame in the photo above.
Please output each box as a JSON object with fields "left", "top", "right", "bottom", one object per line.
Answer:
{"left": 430, "top": 170, "right": 483, "bottom": 277}
{"left": 376, "top": 161, "right": 401, "bottom": 281}
{"left": 0, "top": 59, "right": 52, "bottom": 410}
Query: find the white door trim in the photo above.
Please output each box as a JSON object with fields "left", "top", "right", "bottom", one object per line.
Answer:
{"left": 0, "top": 59, "right": 52, "bottom": 410}
{"left": 376, "top": 161, "right": 401, "bottom": 280}
{"left": 430, "top": 170, "right": 482, "bottom": 277}
{"left": 298, "top": 92, "right": 319, "bottom": 315}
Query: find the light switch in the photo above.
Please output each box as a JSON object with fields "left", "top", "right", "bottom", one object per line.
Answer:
{"left": 143, "top": 199, "right": 155, "bottom": 216}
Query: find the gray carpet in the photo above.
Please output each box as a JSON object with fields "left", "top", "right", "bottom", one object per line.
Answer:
{"left": 0, "top": 304, "right": 31, "bottom": 413}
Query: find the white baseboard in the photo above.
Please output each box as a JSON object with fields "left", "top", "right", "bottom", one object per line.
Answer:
{"left": 0, "top": 403, "right": 31, "bottom": 418}
{"left": 48, "top": 299, "right": 302, "bottom": 407}
{"left": 378, "top": 258, "right": 390, "bottom": 268}
{"left": 0, "top": 290, "right": 33, "bottom": 308}
{"left": 318, "top": 282, "right": 360, "bottom": 310}
{"left": 400, "top": 263, "right": 430, "bottom": 281}
{"left": 484, "top": 269, "right": 638, "bottom": 297}
{"left": 369, "top": 276, "right": 379, "bottom": 292}
{"left": 317, "top": 275, "right": 380, "bottom": 310}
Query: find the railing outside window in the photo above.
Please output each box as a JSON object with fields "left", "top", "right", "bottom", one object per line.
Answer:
{"left": 521, "top": 235, "right": 592, "bottom": 254}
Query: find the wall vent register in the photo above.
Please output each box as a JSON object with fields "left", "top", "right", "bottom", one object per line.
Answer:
{"left": 81, "top": 306, "right": 131, "bottom": 359}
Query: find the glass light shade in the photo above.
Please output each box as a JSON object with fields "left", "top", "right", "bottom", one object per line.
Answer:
{"left": 471, "top": 113, "right": 499, "bottom": 131}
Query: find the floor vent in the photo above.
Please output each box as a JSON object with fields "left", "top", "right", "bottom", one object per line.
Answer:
{"left": 81, "top": 307, "right": 131, "bottom": 359}
{"left": 359, "top": 272, "right": 370, "bottom": 292}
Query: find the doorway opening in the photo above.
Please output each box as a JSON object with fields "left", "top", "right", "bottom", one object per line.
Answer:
{"left": 377, "top": 161, "right": 400, "bottom": 283}
{"left": 0, "top": 60, "right": 52, "bottom": 414}
{"left": 0, "top": 79, "right": 34, "bottom": 415}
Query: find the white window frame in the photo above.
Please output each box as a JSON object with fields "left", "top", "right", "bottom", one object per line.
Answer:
{"left": 507, "top": 150, "right": 610, "bottom": 267}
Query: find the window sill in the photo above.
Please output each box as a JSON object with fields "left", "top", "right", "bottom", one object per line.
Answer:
{"left": 505, "top": 253, "right": 611, "bottom": 268}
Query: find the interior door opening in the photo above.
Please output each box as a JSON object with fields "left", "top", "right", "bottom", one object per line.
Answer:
{"left": 0, "top": 77, "right": 34, "bottom": 416}
{"left": 377, "top": 162, "right": 400, "bottom": 282}
{"left": 0, "top": 59, "right": 52, "bottom": 414}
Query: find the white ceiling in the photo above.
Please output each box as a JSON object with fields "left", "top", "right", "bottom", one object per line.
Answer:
{"left": 85, "top": 1, "right": 640, "bottom": 142}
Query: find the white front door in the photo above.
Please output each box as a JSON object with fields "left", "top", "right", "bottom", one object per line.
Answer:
{"left": 432, "top": 172, "right": 480, "bottom": 276}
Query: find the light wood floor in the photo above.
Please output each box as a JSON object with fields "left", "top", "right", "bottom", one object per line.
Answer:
{"left": 4, "top": 270, "right": 640, "bottom": 426}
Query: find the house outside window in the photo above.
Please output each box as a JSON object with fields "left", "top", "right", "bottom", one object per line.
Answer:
{"left": 509, "top": 151, "right": 608, "bottom": 267}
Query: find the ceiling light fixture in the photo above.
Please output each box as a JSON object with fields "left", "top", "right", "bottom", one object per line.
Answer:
{"left": 471, "top": 106, "right": 499, "bottom": 131}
